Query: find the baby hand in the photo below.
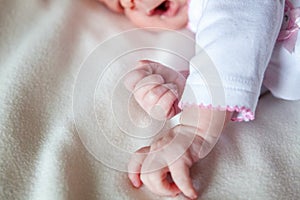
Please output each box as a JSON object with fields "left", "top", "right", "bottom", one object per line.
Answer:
{"left": 127, "top": 125, "right": 203, "bottom": 199}
{"left": 127, "top": 106, "right": 231, "bottom": 199}
{"left": 124, "top": 60, "right": 186, "bottom": 120}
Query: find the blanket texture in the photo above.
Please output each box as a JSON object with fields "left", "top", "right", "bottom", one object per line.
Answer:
{"left": 0, "top": 0, "right": 299, "bottom": 200}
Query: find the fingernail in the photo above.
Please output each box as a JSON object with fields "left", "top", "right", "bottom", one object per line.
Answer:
{"left": 132, "top": 180, "right": 139, "bottom": 188}
{"left": 133, "top": 183, "right": 139, "bottom": 188}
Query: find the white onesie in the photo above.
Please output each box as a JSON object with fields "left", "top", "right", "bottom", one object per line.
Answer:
{"left": 180, "top": 0, "right": 300, "bottom": 121}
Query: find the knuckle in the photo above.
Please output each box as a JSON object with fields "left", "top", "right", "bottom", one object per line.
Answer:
{"left": 152, "top": 74, "right": 165, "bottom": 84}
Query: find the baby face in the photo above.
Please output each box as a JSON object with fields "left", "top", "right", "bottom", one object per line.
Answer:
{"left": 121, "top": 0, "right": 189, "bottom": 29}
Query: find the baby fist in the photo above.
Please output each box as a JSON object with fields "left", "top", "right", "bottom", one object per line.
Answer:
{"left": 124, "top": 60, "right": 186, "bottom": 120}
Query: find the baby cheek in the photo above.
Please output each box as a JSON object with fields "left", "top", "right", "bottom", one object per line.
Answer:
{"left": 100, "top": 0, "right": 124, "bottom": 13}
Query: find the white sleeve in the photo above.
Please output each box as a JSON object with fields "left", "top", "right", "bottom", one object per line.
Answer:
{"left": 180, "top": 0, "right": 285, "bottom": 121}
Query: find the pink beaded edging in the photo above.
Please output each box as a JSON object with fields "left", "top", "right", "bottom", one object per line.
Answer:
{"left": 179, "top": 102, "right": 255, "bottom": 122}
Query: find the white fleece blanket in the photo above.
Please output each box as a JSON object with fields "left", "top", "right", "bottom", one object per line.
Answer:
{"left": 1, "top": 0, "right": 300, "bottom": 199}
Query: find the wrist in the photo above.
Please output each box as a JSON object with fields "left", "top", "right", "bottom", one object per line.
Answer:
{"left": 180, "top": 105, "right": 232, "bottom": 139}
{"left": 171, "top": 125, "right": 207, "bottom": 162}
{"left": 176, "top": 106, "right": 232, "bottom": 159}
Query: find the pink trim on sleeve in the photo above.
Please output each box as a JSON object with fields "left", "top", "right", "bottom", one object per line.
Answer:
{"left": 179, "top": 102, "right": 255, "bottom": 122}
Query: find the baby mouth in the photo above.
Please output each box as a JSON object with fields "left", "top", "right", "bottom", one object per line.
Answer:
{"left": 147, "top": 0, "right": 179, "bottom": 17}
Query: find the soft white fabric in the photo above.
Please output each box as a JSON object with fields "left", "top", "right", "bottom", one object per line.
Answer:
{"left": 1, "top": 0, "right": 300, "bottom": 200}
{"left": 184, "top": 0, "right": 300, "bottom": 120}
{"left": 264, "top": 33, "right": 300, "bottom": 100}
